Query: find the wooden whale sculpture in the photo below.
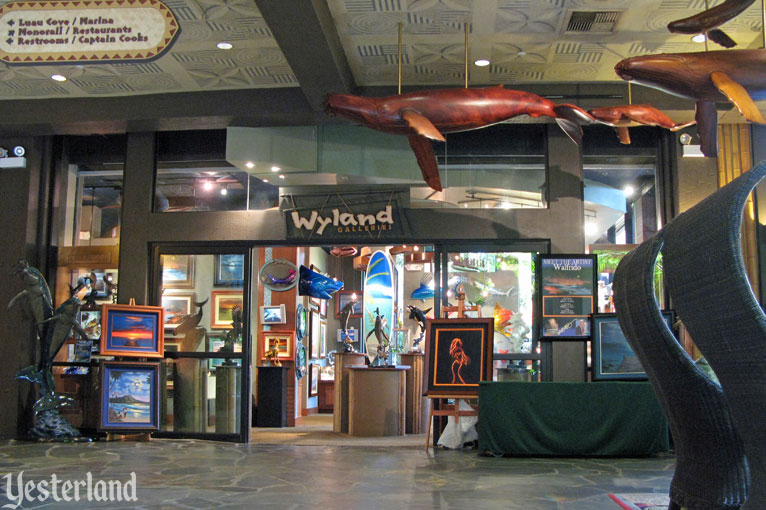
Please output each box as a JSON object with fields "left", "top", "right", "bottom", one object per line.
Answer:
{"left": 615, "top": 50, "right": 766, "bottom": 156}
{"left": 667, "top": 0, "right": 755, "bottom": 48}
{"left": 588, "top": 104, "right": 695, "bottom": 144}
{"left": 324, "top": 86, "right": 594, "bottom": 191}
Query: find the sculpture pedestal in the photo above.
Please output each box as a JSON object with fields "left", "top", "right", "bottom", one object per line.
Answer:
{"left": 347, "top": 366, "right": 408, "bottom": 437}
{"left": 400, "top": 353, "right": 426, "bottom": 434}
{"left": 333, "top": 352, "right": 366, "bottom": 433}
{"left": 256, "top": 366, "right": 288, "bottom": 427}
{"left": 173, "top": 358, "right": 206, "bottom": 432}
{"left": 215, "top": 365, "right": 241, "bottom": 434}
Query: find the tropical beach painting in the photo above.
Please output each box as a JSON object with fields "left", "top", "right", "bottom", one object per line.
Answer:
{"left": 101, "top": 304, "right": 164, "bottom": 358}
{"left": 99, "top": 361, "right": 159, "bottom": 431}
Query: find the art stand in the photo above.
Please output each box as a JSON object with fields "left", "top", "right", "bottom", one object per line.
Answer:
{"left": 425, "top": 393, "right": 478, "bottom": 450}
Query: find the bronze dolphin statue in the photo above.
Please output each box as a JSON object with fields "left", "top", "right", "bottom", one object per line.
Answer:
{"left": 668, "top": 0, "right": 755, "bottom": 48}
{"left": 615, "top": 50, "right": 766, "bottom": 156}
{"left": 588, "top": 104, "right": 695, "bottom": 144}
{"left": 324, "top": 86, "right": 594, "bottom": 191}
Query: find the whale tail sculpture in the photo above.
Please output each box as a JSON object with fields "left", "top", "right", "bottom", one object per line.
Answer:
{"left": 667, "top": 0, "right": 755, "bottom": 48}
{"left": 325, "top": 86, "right": 595, "bottom": 192}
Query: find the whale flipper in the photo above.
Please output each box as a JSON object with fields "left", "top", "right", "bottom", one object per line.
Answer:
{"left": 615, "top": 126, "right": 631, "bottom": 144}
{"left": 696, "top": 100, "right": 719, "bottom": 157}
{"left": 707, "top": 29, "right": 737, "bottom": 48}
{"left": 407, "top": 135, "right": 443, "bottom": 191}
{"left": 711, "top": 71, "right": 766, "bottom": 124}
{"left": 402, "top": 110, "right": 446, "bottom": 142}
{"left": 554, "top": 118, "right": 583, "bottom": 145}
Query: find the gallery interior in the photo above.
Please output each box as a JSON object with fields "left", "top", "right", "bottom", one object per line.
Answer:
{"left": 2, "top": 1, "right": 766, "bottom": 509}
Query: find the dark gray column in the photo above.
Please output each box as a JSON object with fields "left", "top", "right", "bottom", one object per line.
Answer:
{"left": 117, "top": 132, "right": 156, "bottom": 306}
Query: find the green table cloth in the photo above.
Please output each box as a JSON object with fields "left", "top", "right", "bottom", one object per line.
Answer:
{"left": 478, "top": 382, "right": 669, "bottom": 456}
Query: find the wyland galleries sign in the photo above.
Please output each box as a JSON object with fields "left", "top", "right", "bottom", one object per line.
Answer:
{"left": 0, "top": 0, "right": 179, "bottom": 64}
{"left": 281, "top": 190, "right": 410, "bottom": 241}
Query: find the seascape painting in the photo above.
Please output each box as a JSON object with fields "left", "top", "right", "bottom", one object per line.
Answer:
{"left": 101, "top": 304, "right": 164, "bottom": 357}
{"left": 100, "top": 361, "right": 159, "bottom": 431}
{"left": 162, "top": 254, "right": 195, "bottom": 289}
{"left": 215, "top": 254, "right": 245, "bottom": 285}
{"left": 80, "top": 310, "right": 101, "bottom": 340}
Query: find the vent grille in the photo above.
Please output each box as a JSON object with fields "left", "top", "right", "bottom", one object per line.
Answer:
{"left": 565, "top": 11, "right": 622, "bottom": 33}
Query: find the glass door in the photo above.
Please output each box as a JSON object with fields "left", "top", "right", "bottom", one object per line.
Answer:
{"left": 152, "top": 247, "right": 251, "bottom": 442}
{"left": 438, "top": 243, "right": 547, "bottom": 381}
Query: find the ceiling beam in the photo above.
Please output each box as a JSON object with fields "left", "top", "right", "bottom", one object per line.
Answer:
{"left": 254, "top": 0, "right": 356, "bottom": 113}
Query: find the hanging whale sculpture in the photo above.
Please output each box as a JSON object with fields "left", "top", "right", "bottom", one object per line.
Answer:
{"left": 324, "top": 86, "right": 595, "bottom": 192}
{"left": 588, "top": 104, "right": 695, "bottom": 144}
{"left": 667, "top": 0, "right": 755, "bottom": 48}
{"left": 614, "top": 50, "right": 766, "bottom": 157}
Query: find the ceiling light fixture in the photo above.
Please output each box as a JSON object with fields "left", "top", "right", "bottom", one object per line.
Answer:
{"left": 217, "top": 41, "right": 233, "bottom": 50}
{"left": 271, "top": 165, "right": 281, "bottom": 172}
{"left": 623, "top": 185, "right": 635, "bottom": 197}
{"left": 278, "top": 174, "right": 285, "bottom": 179}
{"left": 245, "top": 161, "right": 254, "bottom": 169}
{"left": 220, "top": 187, "right": 228, "bottom": 196}
{"left": 474, "top": 59, "right": 490, "bottom": 67}
{"left": 692, "top": 34, "right": 706, "bottom": 43}
{"left": 50, "top": 74, "right": 66, "bottom": 82}
{"left": 203, "top": 181, "right": 213, "bottom": 191}
{"left": 262, "top": 178, "right": 269, "bottom": 183}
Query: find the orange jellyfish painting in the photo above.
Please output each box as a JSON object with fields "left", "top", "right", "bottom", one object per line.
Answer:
{"left": 449, "top": 337, "right": 471, "bottom": 384}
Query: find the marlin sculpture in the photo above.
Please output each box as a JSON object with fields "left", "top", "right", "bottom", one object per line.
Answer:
{"left": 615, "top": 50, "right": 766, "bottom": 157}
{"left": 588, "top": 104, "right": 695, "bottom": 144}
{"left": 667, "top": 0, "right": 755, "bottom": 48}
{"left": 325, "top": 86, "right": 595, "bottom": 191}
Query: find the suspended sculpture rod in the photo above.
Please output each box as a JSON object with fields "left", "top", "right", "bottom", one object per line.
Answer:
{"left": 397, "top": 22, "right": 402, "bottom": 95}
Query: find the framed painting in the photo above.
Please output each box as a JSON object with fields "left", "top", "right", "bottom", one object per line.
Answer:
{"left": 309, "top": 310, "right": 321, "bottom": 359}
{"left": 424, "top": 318, "right": 494, "bottom": 396}
{"left": 537, "top": 254, "right": 597, "bottom": 340}
{"left": 210, "top": 290, "right": 243, "bottom": 329}
{"left": 99, "top": 360, "right": 160, "bottom": 432}
{"left": 296, "top": 304, "right": 307, "bottom": 341}
{"left": 335, "top": 290, "right": 362, "bottom": 318}
{"left": 591, "top": 311, "right": 675, "bottom": 381}
{"left": 215, "top": 254, "right": 245, "bottom": 286}
{"left": 161, "top": 292, "right": 194, "bottom": 327}
{"left": 79, "top": 309, "right": 102, "bottom": 341}
{"left": 162, "top": 254, "right": 195, "bottom": 289}
{"left": 319, "top": 318, "right": 327, "bottom": 357}
{"left": 309, "top": 363, "right": 319, "bottom": 397}
{"left": 100, "top": 304, "right": 164, "bottom": 358}
{"left": 261, "top": 330, "right": 294, "bottom": 360}
{"left": 260, "top": 304, "right": 286, "bottom": 325}
{"left": 320, "top": 299, "right": 328, "bottom": 318}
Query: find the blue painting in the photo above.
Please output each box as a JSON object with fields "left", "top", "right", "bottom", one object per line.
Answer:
{"left": 100, "top": 362, "right": 159, "bottom": 431}
{"left": 363, "top": 251, "right": 395, "bottom": 362}
{"left": 102, "top": 304, "right": 163, "bottom": 357}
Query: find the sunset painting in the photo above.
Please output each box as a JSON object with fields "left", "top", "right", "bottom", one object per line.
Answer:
{"left": 101, "top": 304, "right": 164, "bottom": 358}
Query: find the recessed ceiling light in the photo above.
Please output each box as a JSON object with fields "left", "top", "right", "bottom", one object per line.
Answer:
{"left": 220, "top": 188, "right": 228, "bottom": 196}
{"left": 623, "top": 185, "right": 635, "bottom": 197}
{"left": 203, "top": 181, "right": 213, "bottom": 191}
{"left": 692, "top": 34, "right": 706, "bottom": 43}
{"left": 474, "top": 59, "right": 490, "bottom": 67}
{"left": 217, "top": 41, "right": 233, "bottom": 50}
{"left": 245, "top": 161, "right": 254, "bottom": 169}
{"left": 278, "top": 174, "right": 285, "bottom": 179}
{"left": 50, "top": 74, "right": 66, "bottom": 82}
{"left": 271, "top": 165, "right": 281, "bottom": 172}
{"left": 262, "top": 178, "right": 269, "bottom": 183}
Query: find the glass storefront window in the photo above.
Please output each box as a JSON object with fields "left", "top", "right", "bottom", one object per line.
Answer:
{"left": 158, "top": 253, "right": 245, "bottom": 435}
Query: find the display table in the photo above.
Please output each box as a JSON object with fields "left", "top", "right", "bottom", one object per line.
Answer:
{"left": 347, "top": 366, "right": 408, "bottom": 437}
{"left": 215, "top": 365, "right": 241, "bottom": 433}
{"left": 478, "top": 382, "right": 669, "bottom": 456}
{"left": 256, "top": 366, "right": 288, "bottom": 427}
{"left": 400, "top": 353, "right": 427, "bottom": 434}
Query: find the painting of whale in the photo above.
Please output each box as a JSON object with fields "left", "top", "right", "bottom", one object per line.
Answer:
{"left": 588, "top": 104, "right": 695, "bottom": 144}
{"left": 614, "top": 50, "right": 766, "bottom": 156}
{"left": 667, "top": 0, "right": 755, "bottom": 48}
{"left": 324, "top": 86, "right": 594, "bottom": 192}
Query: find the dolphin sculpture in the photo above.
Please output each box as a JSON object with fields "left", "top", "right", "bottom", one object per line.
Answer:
{"left": 406, "top": 304, "right": 430, "bottom": 351}
{"left": 324, "top": 86, "right": 595, "bottom": 191}
{"left": 588, "top": 104, "right": 695, "bottom": 144}
{"left": 614, "top": 50, "right": 766, "bottom": 157}
{"left": 365, "top": 307, "right": 390, "bottom": 364}
{"left": 338, "top": 300, "right": 357, "bottom": 352}
{"left": 667, "top": 0, "right": 755, "bottom": 48}
{"left": 298, "top": 265, "right": 344, "bottom": 300}
{"left": 8, "top": 259, "right": 53, "bottom": 340}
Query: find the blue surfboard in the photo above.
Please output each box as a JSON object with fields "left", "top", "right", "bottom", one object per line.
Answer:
{"left": 363, "top": 250, "right": 395, "bottom": 362}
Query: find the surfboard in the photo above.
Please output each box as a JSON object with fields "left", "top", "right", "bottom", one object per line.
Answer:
{"left": 363, "top": 250, "right": 395, "bottom": 363}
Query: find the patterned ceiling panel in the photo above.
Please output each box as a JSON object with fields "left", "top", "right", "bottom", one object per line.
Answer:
{"left": 328, "top": 0, "right": 766, "bottom": 87}
{"left": 0, "top": 0, "right": 296, "bottom": 99}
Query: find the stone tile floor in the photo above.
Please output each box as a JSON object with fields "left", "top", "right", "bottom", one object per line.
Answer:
{"left": 0, "top": 439, "right": 674, "bottom": 509}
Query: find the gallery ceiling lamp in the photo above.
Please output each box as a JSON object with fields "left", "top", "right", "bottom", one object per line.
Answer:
{"left": 623, "top": 185, "right": 635, "bottom": 197}
{"left": 217, "top": 41, "right": 233, "bottom": 50}
{"left": 474, "top": 59, "right": 490, "bottom": 67}
{"left": 278, "top": 174, "right": 285, "bottom": 179}
{"left": 50, "top": 74, "right": 66, "bottom": 82}
{"left": 245, "top": 161, "right": 254, "bottom": 169}
{"left": 692, "top": 33, "right": 707, "bottom": 43}
{"left": 203, "top": 180, "right": 213, "bottom": 191}
{"left": 271, "top": 166, "right": 281, "bottom": 172}
{"left": 220, "top": 186, "right": 228, "bottom": 196}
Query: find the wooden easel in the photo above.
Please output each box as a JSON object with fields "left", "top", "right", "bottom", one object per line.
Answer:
{"left": 441, "top": 285, "right": 481, "bottom": 318}
{"left": 425, "top": 393, "right": 478, "bottom": 450}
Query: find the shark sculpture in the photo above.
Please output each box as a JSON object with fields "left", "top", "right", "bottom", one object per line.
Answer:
{"left": 614, "top": 50, "right": 766, "bottom": 157}
{"left": 298, "top": 265, "right": 344, "bottom": 300}
{"left": 667, "top": 0, "right": 755, "bottom": 48}
{"left": 325, "top": 86, "right": 594, "bottom": 191}
{"left": 588, "top": 104, "right": 695, "bottom": 144}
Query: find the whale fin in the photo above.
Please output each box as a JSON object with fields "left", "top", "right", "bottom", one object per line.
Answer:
{"left": 615, "top": 126, "right": 631, "bottom": 144}
{"left": 554, "top": 118, "right": 583, "bottom": 145}
{"left": 695, "top": 101, "right": 719, "bottom": 157}
{"left": 407, "top": 135, "right": 443, "bottom": 192}
{"left": 707, "top": 29, "right": 737, "bottom": 48}
{"left": 711, "top": 71, "right": 766, "bottom": 124}
{"left": 402, "top": 110, "right": 446, "bottom": 142}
